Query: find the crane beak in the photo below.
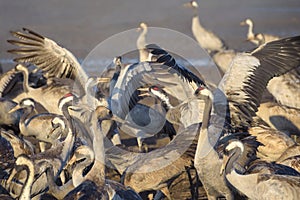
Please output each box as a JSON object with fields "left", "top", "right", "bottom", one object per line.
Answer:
{"left": 240, "top": 21, "right": 246, "bottom": 26}
{"left": 111, "top": 115, "right": 125, "bottom": 124}
{"left": 137, "top": 87, "right": 148, "bottom": 92}
{"left": 183, "top": 2, "right": 192, "bottom": 8}
{"left": 220, "top": 154, "right": 229, "bottom": 175}
{"left": 97, "top": 77, "right": 110, "bottom": 83}
{"left": 137, "top": 87, "right": 150, "bottom": 97}
{"left": 8, "top": 104, "right": 21, "bottom": 114}
{"left": 139, "top": 93, "right": 150, "bottom": 97}
{"left": 244, "top": 38, "right": 253, "bottom": 43}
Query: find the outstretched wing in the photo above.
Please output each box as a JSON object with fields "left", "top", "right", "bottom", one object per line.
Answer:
{"left": 146, "top": 44, "right": 206, "bottom": 87}
{"left": 110, "top": 45, "right": 207, "bottom": 119}
{"left": 220, "top": 36, "right": 300, "bottom": 130}
{"left": 8, "top": 28, "right": 88, "bottom": 88}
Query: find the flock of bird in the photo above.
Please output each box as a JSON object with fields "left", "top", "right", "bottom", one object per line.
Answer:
{"left": 0, "top": 0, "right": 300, "bottom": 199}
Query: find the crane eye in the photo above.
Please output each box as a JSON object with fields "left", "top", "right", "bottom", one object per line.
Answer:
{"left": 64, "top": 93, "right": 74, "bottom": 98}
{"left": 153, "top": 86, "right": 159, "bottom": 91}
{"left": 195, "top": 86, "right": 205, "bottom": 95}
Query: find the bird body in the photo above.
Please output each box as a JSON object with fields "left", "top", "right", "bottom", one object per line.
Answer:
{"left": 147, "top": 85, "right": 204, "bottom": 129}
{"left": 7, "top": 94, "right": 77, "bottom": 198}
{"left": 212, "top": 50, "right": 236, "bottom": 75}
{"left": 191, "top": 15, "right": 225, "bottom": 53}
{"left": 193, "top": 35, "right": 300, "bottom": 199}
{"left": 221, "top": 140, "right": 300, "bottom": 200}
{"left": 266, "top": 70, "right": 300, "bottom": 110}
{"left": 122, "top": 123, "right": 199, "bottom": 199}
{"left": 240, "top": 19, "right": 300, "bottom": 110}
{"left": 184, "top": 1, "right": 237, "bottom": 77}
{"left": 10, "top": 98, "right": 68, "bottom": 148}
{"left": 256, "top": 101, "right": 300, "bottom": 136}
{"left": 193, "top": 87, "right": 234, "bottom": 199}
{"left": 184, "top": 0, "right": 226, "bottom": 53}
{"left": 13, "top": 64, "right": 76, "bottom": 115}
{"left": 248, "top": 125, "right": 296, "bottom": 162}
{"left": 184, "top": 0, "right": 225, "bottom": 52}
{"left": 240, "top": 18, "right": 280, "bottom": 46}
{"left": 276, "top": 145, "right": 300, "bottom": 173}
{"left": 109, "top": 46, "right": 205, "bottom": 151}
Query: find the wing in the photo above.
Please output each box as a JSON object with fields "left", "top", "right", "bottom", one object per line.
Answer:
{"left": 219, "top": 36, "right": 300, "bottom": 130}
{"left": 110, "top": 45, "right": 207, "bottom": 119}
{"left": 0, "top": 68, "right": 20, "bottom": 97}
{"left": 7, "top": 28, "right": 88, "bottom": 88}
{"left": 146, "top": 44, "right": 206, "bottom": 86}
{"left": 110, "top": 61, "right": 204, "bottom": 119}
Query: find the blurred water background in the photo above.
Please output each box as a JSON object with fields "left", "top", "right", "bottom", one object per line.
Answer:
{"left": 0, "top": 0, "right": 299, "bottom": 78}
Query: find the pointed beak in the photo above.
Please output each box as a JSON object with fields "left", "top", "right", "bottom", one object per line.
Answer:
{"left": 220, "top": 154, "right": 229, "bottom": 175}
{"left": 8, "top": 104, "right": 21, "bottom": 114}
{"left": 183, "top": 2, "right": 192, "bottom": 8}
{"left": 136, "top": 27, "right": 142, "bottom": 32}
{"left": 240, "top": 21, "right": 246, "bottom": 26}
{"left": 97, "top": 77, "right": 110, "bottom": 83}
{"left": 244, "top": 38, "right": 253, "bottom": 43}
{"left": 137, "top": 87, "right": 148, "bottom": 92}
{"left": 137, "top": 87, "right": 150, "bottom": 97}
{"left": 138, "top": 93, "right": 151, "bottom": 97}
{"left": 111, "top": 115, "right": 124, "bottom": 124}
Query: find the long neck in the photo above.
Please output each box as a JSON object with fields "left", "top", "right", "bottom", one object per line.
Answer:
{"left": 247, "top": 21, "right": 254, "bottom": 39}
{"left": 192, "top": 10, "right": 203, "bottom": 31}
{"left": 85, "top": 113, "right": 105, "bottom": 185}
{"left": 20, "top": 68, "right": 30, "bottom": 93}
{"left": 225, "top": 152, "right": 258, "bottom": 199}
{"left": 19, "top": 106, "right": 34, "bottom": 135}
{"left": 85, "top": 82, "right": 95, "bottom": 109}
{"left": 59, "top": 106, "right": 76, "bottom": 176}
{"left": 159, "top": 94, "right": 174, "bottom": 111}
{"left": 73, "top": 147, "right": 95, "bottom": 187}
{"left": 137, "top": 27, "right": 148, "bottom": 62}
{"left": 137, "top": 28, "right": 147, "bottom": 50}
{"left": 19, "top": 160, "right": 35, "bottom": 200}
{"left": 195, "top": 95, "right": 213, "bottom": 159}
{"left": 45, "top": 166, "right": 74, "bottom": 199}
{"left": 225, "top": 149, "right": 242, "bottom": 174}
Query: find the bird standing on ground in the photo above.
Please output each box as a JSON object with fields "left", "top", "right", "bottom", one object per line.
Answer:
{"left": 183, "top": 0, "right": 226, "bottom": 53}
{"left": 183, "top": 0, "right": 237, "bottom": 76}
{"left": 240, "top": 18, "right": 280, "bottom": 46}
